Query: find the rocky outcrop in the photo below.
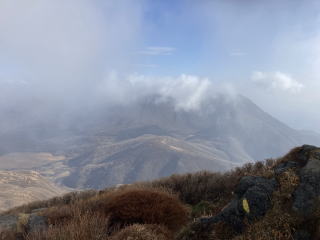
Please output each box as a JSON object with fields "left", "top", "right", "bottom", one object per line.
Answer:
{"left": 201, "top": 176, "right": 277, "bottom": 233}
{"left": 292, "top": 147, "right": 320, "bottom": 216}
{"left": 0, "top": 209, "right": 48, "bottom": 235}
{"left": 198, "top": 145, "right": 320, "bottom": 239}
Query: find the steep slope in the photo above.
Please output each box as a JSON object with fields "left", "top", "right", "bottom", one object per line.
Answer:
{"left": 0, "top": 171, "right": 67, "bottom": 212}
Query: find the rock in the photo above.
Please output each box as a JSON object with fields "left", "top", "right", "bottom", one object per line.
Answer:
{"left": 237, "top": 177, "right": 277, "bottom": 221}
{"left": 296, "top": 145, "right": 318, "bottom": 166}
{"left": 301, "top": 158, "right": 320, "bottom": 174}
{"left": 200, "top": 176, "right": 277, "bottom": 233}
{"left": 292, "top": 171, "right": 320, "bottom": 216}
{"left": 26, "top": 214, "right": 47, "bottom": 233}
{"left": 293, "top": 148, "right": 320, "bottom": 216}
{"left": 0, "top": 215, "right": 18, "bottom": 231}
{"left": 293, "top": 230, "right": 311, "bottom": 240}
{"left": 274, "top": 161, "right": 298, "bottom": 175}
{"left": 234, "top": 176, "right": 277, "bottom": 197}
{"left": 0, "top": 213, "right": 47, "bottom": 236}
{"left": 243, "top": 186, "right": 273, "bottom": 220}
{"left": 217, "top": 200, "right": 245, "bottom": 233}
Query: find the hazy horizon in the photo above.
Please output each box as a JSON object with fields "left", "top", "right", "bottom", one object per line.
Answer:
{"left": 1, "top": 0, "right": 320, "bottom": 133}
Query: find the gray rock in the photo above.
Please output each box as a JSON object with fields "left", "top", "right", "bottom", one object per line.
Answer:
{"left": 27, "top": 214, "right": 47, "bottom": 233}
{"left": 301, "top": 158, "right": 320, "bottom": 174}
{"left": 296, "top": 145, "right": 318, "bottom": 166}
{"left": 293, "top": 230, "right": 311, "bottom": 240}
{"left": 201, "top": 176, "right": 277, "bottom": 233}
{"left": 274, "top": 161, "right": 298, "bottom": 175}
{"left": 292, "top": 171, "right": 320, "bottom": 216}
{"left": 243, "top": 186, "right": 273, "bottom": 220}
{"left": 0, "top": 215, "right": 18, "bottom": 231}
{"left": 293, "top": 149, "right": 320, "bottom": 216}
{"left": 234, "top": 176, "right": 277, "bottom": 197}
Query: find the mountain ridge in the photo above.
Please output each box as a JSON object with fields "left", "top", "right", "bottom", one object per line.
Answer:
{"left": 1, "top": 94, "right": 320, "bottom": 190}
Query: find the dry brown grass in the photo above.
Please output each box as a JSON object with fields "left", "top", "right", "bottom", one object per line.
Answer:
{"left": 110, "top": 224, "right": 173, "bottom": 240}
{"left": 0, "top": 230, "right": 20, "bottom": 240}
{"left": 26, "top": 210, "right": 108, "bottom": 240}
{"left": 149, "top": 160, "right": 275, "bottom": 206}
{"left": 3, "top": 146, "right": 320, "bottom": 240}
{"left": 2, "top": 190, "right": 98, "bottom": 216}
{"left": 276, "top": 146, "right": 309, "bottom": 167}
{"left": 24, "top": 186, "right": 188, "bottom": 238}
{"left": 98, "top": 187, "right": 189, "bottom": 233}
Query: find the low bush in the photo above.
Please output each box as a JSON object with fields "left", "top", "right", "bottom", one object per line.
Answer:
{"left": 26, "top": 211, "right": 108, "bottom": 240}
{"left": 101, "top": 187, "right": 189, "bottom": 233}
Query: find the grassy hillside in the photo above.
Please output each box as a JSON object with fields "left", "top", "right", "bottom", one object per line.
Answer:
{"left": 1, "top": 145, "right": 320, "bottom": 240}
{"left": 0, "top": 171, "right": 67, "bottom": 212}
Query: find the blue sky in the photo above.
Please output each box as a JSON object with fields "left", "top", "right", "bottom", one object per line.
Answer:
{"left": 0, "top": 0, "right": 320, "bottom": 131}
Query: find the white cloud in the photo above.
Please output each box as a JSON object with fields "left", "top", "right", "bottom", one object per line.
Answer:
{"left": 157, "top": 74, "right": 211, "bottom": 111}
{"left": 137, "top": 46, "right": 176, "bottom": 56}
{"left": 98, "top": 73, "right": 213, "bottom": 111}
{"left": 0, "top": 0, "right": 144, "bottom": 109}
{"left": 251, "top": 71, "right": 304, "bottom": 93}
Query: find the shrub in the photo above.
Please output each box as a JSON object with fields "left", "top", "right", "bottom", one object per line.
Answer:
{"left": 191, "top": 201, "right": 216, "bottom": 218}
{"left": 0, "top": 230, "right": 20, "bottom": 240}
{"left": 101, "top": 187, "right": 189, "bottom": 233}
{"left": 26, "top": 211, "right": 108, "bottom": 240}
{"left": 149, "top": 160, "right": 274, "bottom": 207}
{"left": 110, "top": 224, "right": 172, "bottom": 240}
{"left": 149, "top": 171, "right": 238, "bottom": 205}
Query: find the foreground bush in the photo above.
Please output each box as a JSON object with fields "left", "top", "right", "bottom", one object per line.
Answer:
{"left": 102, "top": 188, "right": 189, "bottom": 233}
{"left": 26, "top": 211, "right": 108, "bottom": 240}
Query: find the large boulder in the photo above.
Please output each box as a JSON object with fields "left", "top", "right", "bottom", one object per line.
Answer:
{"left": 292, "top": 148, "right": 320, "bottom": 216}
{"left": 0, "top": 210, "right": 48, "bottom": 236}
{"left": 201, "top": 176, "right": 277, "bottom": 233}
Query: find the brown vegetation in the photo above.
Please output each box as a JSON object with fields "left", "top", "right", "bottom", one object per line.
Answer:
{"left": 26, "top": 211, "right": 108, "bottom": 240}
{"left": 110, "top": 224, "right": 172, "bottom": 240}
{"left": 2, "top": 145, "right": 320, "bottom": 240}
{"left": 100, "top": 187, "right": 189, "bottom": 233}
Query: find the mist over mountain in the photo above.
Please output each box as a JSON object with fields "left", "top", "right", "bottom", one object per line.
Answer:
{"left": 1, "top": 91, "right": 319, "bottom": 190}
{"left": 1, "top": 0, "right": 320, "bottom": 207}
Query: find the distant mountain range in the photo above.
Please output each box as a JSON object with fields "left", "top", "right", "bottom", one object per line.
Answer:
{"left": 1, "top": 94, "right": 320, "bottom": 190}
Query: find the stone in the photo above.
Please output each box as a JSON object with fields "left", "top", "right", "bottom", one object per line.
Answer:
{"left": 234, "top": 176, "right": 277, "bottom": 197}
{"left": 292, "top": 149, "right": 320, "bottom": 216}
{"left": 293, "top": 230, "right": 311, "bottom": 240}
{"left": 27, "top": 214, "right": 47, "bottom": 233}
{"left": 0, "top": 215, "right": 18, "bottom": 231}
{"left": 292, "top": 171, "right": 320, "bottom": 216}
{"left": 200, "top": 176, "right": 277, "bottom": 233}
{"left": 274, "top": 161, "right": 298, "bottom": 175}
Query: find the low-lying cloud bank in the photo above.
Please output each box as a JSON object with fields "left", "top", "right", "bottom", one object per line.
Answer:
{"left": 251, "top": 71, "right": 304, "bottom": 94}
